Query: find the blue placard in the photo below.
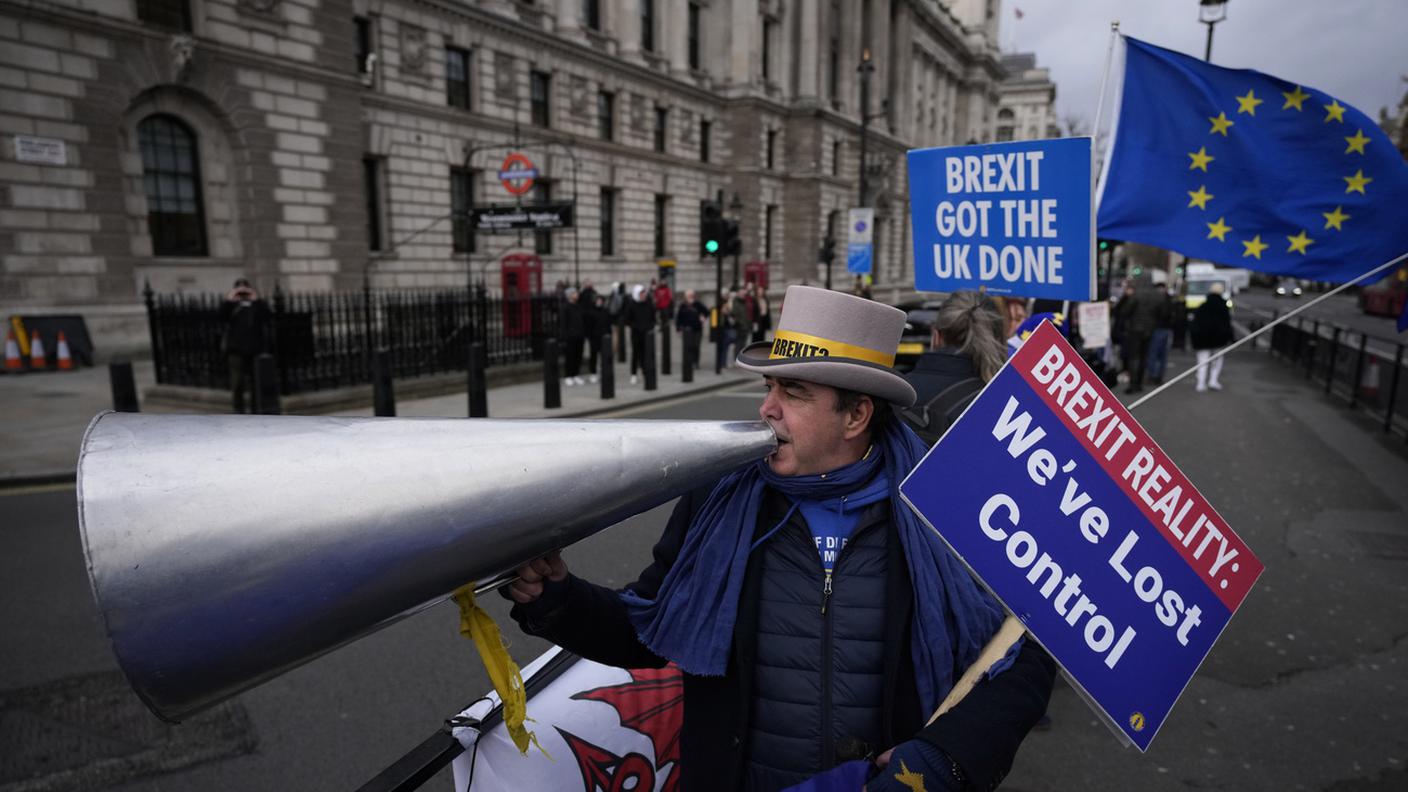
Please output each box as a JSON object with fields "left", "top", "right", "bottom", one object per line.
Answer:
{"left": 908, "top": 138, "right": 1094, "bottom": 301}
{"left": 846, "top": 243, "right": 871, "bottom": 274}
{"left": 900, "top": 323, "right": 1261, "bottom": 750}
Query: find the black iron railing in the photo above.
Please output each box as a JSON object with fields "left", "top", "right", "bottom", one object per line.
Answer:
{"left": 145, "top": 284, "right": 560, "bottom": 395}
{"left": 1249, "top": 309, "right": 1407, "bottom": 440}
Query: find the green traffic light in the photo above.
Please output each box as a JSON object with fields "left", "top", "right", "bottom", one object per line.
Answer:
{"left": 706, "top": 240, "right": 720, "bottom": 253}
{"left": 1099, "top": 240, "right": 1110, "bottom": 250}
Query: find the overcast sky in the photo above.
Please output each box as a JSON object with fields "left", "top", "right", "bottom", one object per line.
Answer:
{"left": 1006, "top": 0, "right": 1408, "bottom": 134}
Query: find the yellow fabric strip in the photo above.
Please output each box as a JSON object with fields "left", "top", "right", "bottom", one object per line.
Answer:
{"left": 452, "top": 585, "right": 547, "bottom": 758}
{"left": 767, "top": 329, "right": 895, "bottom": 368}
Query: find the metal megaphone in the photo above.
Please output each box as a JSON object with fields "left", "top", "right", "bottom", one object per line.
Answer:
{"left": 77, "top": 412, "right": 775, "bottom": 723}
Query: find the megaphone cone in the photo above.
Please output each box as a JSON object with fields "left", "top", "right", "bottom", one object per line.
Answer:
{"left": 78, "top": 413, "right": 776, "bottom": 722}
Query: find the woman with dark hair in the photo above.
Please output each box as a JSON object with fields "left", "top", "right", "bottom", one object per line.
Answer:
{"left": 901, "top": 291, "right": 1007, "bottom": 445}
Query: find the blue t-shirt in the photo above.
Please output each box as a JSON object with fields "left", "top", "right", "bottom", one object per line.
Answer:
{"left": 796, "top": 473, "right": 891, "bottom": 574}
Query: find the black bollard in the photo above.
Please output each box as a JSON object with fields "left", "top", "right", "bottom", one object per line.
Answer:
{"left": 660, "top": 319, "right": 672, "bottom": 376}
{"left": 253, "top": 353, "right": 281, "bottom": 415}
{"left": 467, "top": 341, "right": 488, "bottom": 417}
{"left": 544, "top": 337, "right": 561, "bottom": 409}
{"left": 600, "top": 333, "right": 615, "bottom": 399}
{"left": 373, "top": 349, "right": 396, "bottom": 417}
{"left": 109, "top": 361, "right": 139, "bottom": 413}
{"left": 682, "top": 329, "right": 695, "bottom": 383}
{"left": 644, "top": 330, "right": 658, "bottom": 391}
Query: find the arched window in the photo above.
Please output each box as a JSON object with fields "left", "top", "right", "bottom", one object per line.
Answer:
{"left": 996, "top": 107, "right": 1016, "bottom": 142}
{"left": 138, "top": 114, "right": 207, "bottom": 256}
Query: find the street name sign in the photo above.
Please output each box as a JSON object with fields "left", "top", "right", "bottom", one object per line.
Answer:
{"left": 472, "top": 203, "right": 575, "bottom": 232}
{"left": 900, "top": 321, "right": 1262, "bottom": 750}
{"left": 908, "top": 138, "right": 1095, "bottom": 301}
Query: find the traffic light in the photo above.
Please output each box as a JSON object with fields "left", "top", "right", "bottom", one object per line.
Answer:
{"left": 819, "top": 236, "right": 836, "bottom": 264}
{"left": 722, "top": 219, "right": 741, "bottom": 257}
{"left": 1099, "top": 239, "right": 1110, "bottom": 251}
{"left": 701, "top": 201, "right": 723, "bottom": 256}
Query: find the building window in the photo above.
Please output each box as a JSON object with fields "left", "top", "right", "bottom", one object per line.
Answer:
{"left": 764, "top": 205, "right": 777, "bottom": 259}
{"left": 831, "top": 140, "right": 841, "bottom": 176}
{"left": 996, "top": 108, "right": 1015, "bottom": 142}
{"left": 584, "top": 0, "right": 600, "bottom": 31}
{"left": 534, "top": 180, "right": 554, "bottom": 255}
{"left": 355, "top": 17, "right": 373, "bottom": 74}
{"left": 363, "top": 157, "right": 383, "bottom": 252}
{"left": 654, "top": 106, "right": 668, "bottom": 153}
{"left": 826, "top": 210, "right": 840, "bottom": 244}
{"left": 137, "top": 0, "right": 191, "bottom": 32}
{"left": 446, "top": 47, "right": 471, "bottom": 109}
{"left": 530, "top": 71, "right": 551, "bottom": 128}
{"left": 598, "top": 90, "right": 615, "bottom": 141}
{"left": 766, "top": 129, "right": 777, "bottom": 170}
{"left": 450, "top": 167, "right": 475, "bottom": 254}
{"left": 828, "top": 36, "right": 839, "bottom": 102}
{"left": 653, "top": 194, "right": 668, "bottom": 258}
{"left": 642, "top": 0, "right": 656, "bottom": 52}
{"left": 700, "top": 119, "right": 711, "bottom": 163}
{"left": 137, "top": 115, "right": 207, "bottom": 257}
{"left": 761, "top": 18, "right": 774, "bottom": 82}
{"left": 600, "top": 187, "right": 616, "bottom": 257}
{"left": 687, "top": 3, "right": 701, "bottom": 70}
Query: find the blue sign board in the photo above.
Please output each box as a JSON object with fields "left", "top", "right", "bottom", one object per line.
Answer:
{"left": 900, "top": 323, "right": 1262, "bottom": 750}
{"left": 908, "top": 138, "right": 1095, "bottom": 301}
{"left": 847, "top": 208, "right": 873, "bottom": 275}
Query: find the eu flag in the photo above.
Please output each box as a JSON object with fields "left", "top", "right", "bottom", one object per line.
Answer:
{"left": 1097, "top": 37, "right": 1408, "bottom": 290}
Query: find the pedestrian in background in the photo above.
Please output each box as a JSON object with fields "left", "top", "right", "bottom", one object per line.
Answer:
{"left": 220, "top": 277, "right": 271, "bottom": 414}
{"left": 586, "top": 293, "right": 607, "bottom": 383}
{"left": 560, "top": 287, "right": 586, "bottom": 386}
{"left": 711, "top": 290, "right": 735, "bottom": 373}
{"left": 748, "top": 283, "right": 771, "bottom": 344}
{"left": 1190, "top": 281, "right": 1234, "bottom": 392}
{"left": 1114, "top": 279, "right": 1159, "bottom": 394}
{"left": 675, "top": 288, "right": 707, "bottom": 370}
{"left": 654, "top": 279, "right": 674, "bottom": 325}
{"left": 1145, "top": 288, "right": 1175, "bottom": 386}
{"left": 901, "top": 291, "right": 1006, "bottom": 446}
{"left": 627, "top": 284, "right": 655, "bottom": 385}
{"left": 729, "top": 289, "right": 752, "bottom": 363}
{"left": 608, "top": 282, "right": 626, "bottom": 361}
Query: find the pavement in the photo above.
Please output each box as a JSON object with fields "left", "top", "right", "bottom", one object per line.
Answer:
{"left": 0, "top": 329, "right": 756, "bottom": 485}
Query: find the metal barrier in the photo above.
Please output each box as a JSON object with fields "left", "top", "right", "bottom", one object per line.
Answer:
{"left": 145, "top": 283, "right": 560, "bottom": 395}
{"left": 1252, "top": 310, "right": 1407, "bottom": 440}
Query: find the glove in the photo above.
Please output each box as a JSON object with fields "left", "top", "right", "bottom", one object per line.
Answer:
{"left": 866, "top": 739, "right": 965, "bottom": 792}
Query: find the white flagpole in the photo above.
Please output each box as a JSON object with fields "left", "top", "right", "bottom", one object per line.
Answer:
{"left": 1128, "top": 252, "right": 1408, "bottom": 410}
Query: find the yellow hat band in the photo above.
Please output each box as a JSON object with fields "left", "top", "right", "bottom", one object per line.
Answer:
{"left": 767, "top": 329, "right": 895, "bottom": 368}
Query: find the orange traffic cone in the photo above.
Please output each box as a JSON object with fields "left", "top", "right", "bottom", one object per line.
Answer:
{"left": 3, "top": 328, "right": 20, "bottom": 372}
{"left": 29, "top": 329, "right": 46, "bottom": 370}
{"left": 56, "top": 331, "right": 73, "bottom": 370}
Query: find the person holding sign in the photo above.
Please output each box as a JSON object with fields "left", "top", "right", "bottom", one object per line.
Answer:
{"left": 505, "top": 287, "right": 1054, "bottom": 791}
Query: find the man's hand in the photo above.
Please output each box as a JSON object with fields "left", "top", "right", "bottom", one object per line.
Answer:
{"left": 866, "top": 740, "right": 963, "bottom": 792}
{"left": 507, "top": 551, "right": 568, "bottom": 604}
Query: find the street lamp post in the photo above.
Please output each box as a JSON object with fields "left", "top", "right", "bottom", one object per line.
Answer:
{"left": 1199, "top": 0, "right": 1229, "bottom": 62}
{"left": 857, "top": 48, "right": 875, "bottom": 207}
{"left": 729, "top": 192, "right": 744, "bottom": 289}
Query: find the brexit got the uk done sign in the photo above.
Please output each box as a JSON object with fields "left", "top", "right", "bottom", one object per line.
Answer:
{"left": 908, "top": 138, "right": 1095, "bottom": 301}
{"left": 901, "top": 323, "right": 1262, "bottom": 750}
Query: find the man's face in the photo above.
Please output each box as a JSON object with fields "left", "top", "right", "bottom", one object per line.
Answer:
{"left": 685, "top": 290, "right": 696, "bottom": 303}
{"left": 758, "top": 376, "right": 865, "bottom": 476}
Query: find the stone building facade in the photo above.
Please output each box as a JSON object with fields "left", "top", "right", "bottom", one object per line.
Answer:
{"left": 996, "top": 52, "right": 1058, "bottom": 142}
{"left": 0, "top": 0, "right": 1014, "bottom": 357}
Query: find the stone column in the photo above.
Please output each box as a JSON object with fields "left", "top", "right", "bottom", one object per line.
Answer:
{"left": 618, "top": 0, "right": 644, "bottom": 63}
{"left": 667, "top": 0, "right": 690, "bottom": 77}
{"left": 555, "top": 0, "right": 587, "bottom": 43}
{"left": 727, "top": 0, "right": 755, "bottom": 87}
{"left": 795, "top": 0, "right": 819, "bottom": 101}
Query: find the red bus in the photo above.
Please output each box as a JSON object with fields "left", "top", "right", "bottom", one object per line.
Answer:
{"left": 1360, "top": 264, "right": 1408, "bottom": 318}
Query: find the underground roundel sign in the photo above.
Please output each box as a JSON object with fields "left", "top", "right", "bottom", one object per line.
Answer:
{"left": 498, "top": 152, "right": 538, "bottom": 196}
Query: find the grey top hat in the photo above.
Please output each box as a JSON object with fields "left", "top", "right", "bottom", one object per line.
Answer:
{"left": 736, "top": 285, "right": 917, "bottom": 407}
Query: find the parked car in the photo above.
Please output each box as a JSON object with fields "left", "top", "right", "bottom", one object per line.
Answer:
{"left": 1274, "top": 277, "right": 1304, "bottom": 298}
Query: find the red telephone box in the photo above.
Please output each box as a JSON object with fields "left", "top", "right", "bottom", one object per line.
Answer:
{"left": 744, "top": 260, "right": 770, "bottom": 291}
{"left": 500, "top": 253, "right": 543, "bottom": 337}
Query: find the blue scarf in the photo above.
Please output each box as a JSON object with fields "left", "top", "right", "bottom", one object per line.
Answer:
{"left": 620, "top": 419, "right": 1007, "bottom": 714}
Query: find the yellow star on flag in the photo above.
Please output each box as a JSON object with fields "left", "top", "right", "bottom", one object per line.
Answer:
{"left": 1282, "top": 85, "right": 1311, "bottom": 111}
{"left": 1208, "top": 112, "right": 1234, "bottom": 135}
{"left": 893, "top": 760, "right": 928, "bottom": 792}
{"left": 1324, "top": 100, "right": 1346, "bottom": 123}
{"left": 1187, "top": 185, "right": 1214, "bottom": 209}
{"left": 1206, "top": 216, "right": 1232, "bottom": 241}
{"left": 1343, "top": 169, "right": 1372, "bottom": 194}
{"left": 1286, "top": 230, "right": 1314, "bottom": 255}
{"left": 1322, "top": 205, "right": 1350, "bottom": 230}
{"left": 1242, "top": 235, "right": 1268, "bottom": 260}
{"left": 1344, "top": 129, "right": 1370, "bottom": 154}
{"left": 1235, "top": 89, "right": 1263, "bottom": 115}
{"left": 1188, "top": 147, "right": 1215, "bottom": 171}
